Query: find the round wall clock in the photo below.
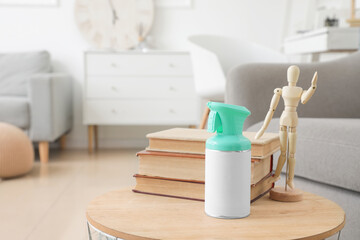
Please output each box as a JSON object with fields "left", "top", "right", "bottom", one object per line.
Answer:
{"left": 75, "top": 0, "right": 154, "bottom": 50}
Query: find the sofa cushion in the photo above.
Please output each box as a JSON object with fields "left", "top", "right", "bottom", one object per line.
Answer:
{"left": 0, "top": 97, "right": 30, "bottom": 129}
{"left": 247, "top": 118, "right": 360, "bottom": 192}
{"left": 0, "top": 51, "right": 51, "bottom": 96}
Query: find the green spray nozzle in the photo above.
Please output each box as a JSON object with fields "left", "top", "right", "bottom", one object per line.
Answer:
{"left": 206, "top": 102, "right": 251, "bottom": 151}
{"left": 208, "top": 110, "right": 223, "bottom": 133}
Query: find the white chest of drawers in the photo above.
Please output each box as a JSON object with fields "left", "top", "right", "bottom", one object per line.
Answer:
{"left": 284, "top": 27, "right": 360, "bottom": 61}
{"left": 83, "top": 51, "right": 199, "bottom": 152}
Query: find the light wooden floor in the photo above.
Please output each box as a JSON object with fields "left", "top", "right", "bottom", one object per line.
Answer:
{"left": 0, "top": 149, "right": 140, "bottom": 240}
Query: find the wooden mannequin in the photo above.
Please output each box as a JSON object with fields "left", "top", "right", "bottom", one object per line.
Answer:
{"left": 255, "top": 65, "right": 317, "bottom": 201}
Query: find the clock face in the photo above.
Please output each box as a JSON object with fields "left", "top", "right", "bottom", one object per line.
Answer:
{"left": 75, "top": 0, "right": 154, "bottom": 50}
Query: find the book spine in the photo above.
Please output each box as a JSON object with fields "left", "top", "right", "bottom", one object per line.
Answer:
{"left": 134, "top": 174, "right": 205, "bottom": 184}
{"left": 132, "top": 189, "right": 204, "bottom": 202}
{"left": 132, "top": 187, "right": 273, "bottom": 203}
{"left": 134, "top": 172, "right": 273, "bottom": 187}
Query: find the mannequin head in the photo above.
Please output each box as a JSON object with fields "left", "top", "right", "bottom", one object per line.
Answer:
{"left": 287, "top": 65, "right": 300, "bottom": 86}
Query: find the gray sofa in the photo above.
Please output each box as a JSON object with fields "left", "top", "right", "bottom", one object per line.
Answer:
{"left": 0, "top": 51, "right": 73, "bottom": 163}
{"left": 226, "top": 51, "right": 360, "bottom": 239}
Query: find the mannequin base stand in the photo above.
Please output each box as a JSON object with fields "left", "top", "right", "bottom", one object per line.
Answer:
{"left": 270, "top": 186, "right": 303, "bottom": 202}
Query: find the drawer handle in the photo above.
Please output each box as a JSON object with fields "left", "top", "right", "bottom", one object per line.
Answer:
{"left": 169, "top": 109, "right": 175, "bottom": 114}
{"left": 111, "top": 109, "right": 117, "bottom": 114}
{"left": 111, "top": 86, "right": 117, "bottom": 91}
{"left": 169, "top": 86, "right": 176, "bottom": 91}
{"left": 111, "top": 63, "right": 117, "bottom": 68}
{"left": 168, "top": 63, "right": 175, "bottom": 68}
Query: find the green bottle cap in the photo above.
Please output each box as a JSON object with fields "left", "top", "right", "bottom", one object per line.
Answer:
{"left": 206, "top": 102, "right": 251, "bottom": 151}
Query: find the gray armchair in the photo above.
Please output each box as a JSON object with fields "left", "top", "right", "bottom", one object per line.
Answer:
{"left": 0, "top": 51, "right": 73, "bottom": 163}
{"left": 226, "top": 51, "right": 360, "bottom": 239}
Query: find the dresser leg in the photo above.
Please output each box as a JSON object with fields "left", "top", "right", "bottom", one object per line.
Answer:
{"left": 94, "top": 125, "right": 98, "bottom": 150}
{"left": 311, "top": 53, "right": 320, "bottom": 62}
{"left": 88, "top": 125, "right": 94, "bottom": 154}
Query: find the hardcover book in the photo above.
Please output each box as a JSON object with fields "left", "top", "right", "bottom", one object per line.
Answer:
{"left": 146, "top": 128, "right": 279, "bottom": 158}
{"left": 137, "top": 150, "right": 273, "bottom": 185}
{"left": 133, "top": 173, "right": 274, "bottom": 203}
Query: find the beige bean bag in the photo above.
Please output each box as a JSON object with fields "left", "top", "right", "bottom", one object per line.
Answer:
{"left": 0, "top": 122, "right": 34, "bottom": 178}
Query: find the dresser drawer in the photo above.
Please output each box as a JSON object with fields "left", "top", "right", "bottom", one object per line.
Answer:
{"left": 84, "top": 100, "right": 198, "bottom": 125}
{"left": 86, "top": 53, "right": 192, "bottom": 76}
{"left": 86, "top": 76, "right": 196, "bottom": 99}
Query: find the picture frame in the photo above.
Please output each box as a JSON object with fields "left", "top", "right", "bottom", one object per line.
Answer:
{"left": 155, "top": 0, "right": 192, "bottom": 8}
{"left": 0, "top": 0, "right": 58, "bottom": 7}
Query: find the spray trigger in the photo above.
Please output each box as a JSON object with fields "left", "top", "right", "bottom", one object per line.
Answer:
{"left": 207, "top": 111, "right": 223, "bottom": 133}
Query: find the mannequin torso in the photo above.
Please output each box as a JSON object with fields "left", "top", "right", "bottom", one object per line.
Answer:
{"left": 280, "top": 86, "right": 303, "bottom": 127}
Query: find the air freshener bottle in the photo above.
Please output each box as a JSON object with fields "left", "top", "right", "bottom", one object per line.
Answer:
{"left": 205, "top": 102, "right": 251, "bottom": 219}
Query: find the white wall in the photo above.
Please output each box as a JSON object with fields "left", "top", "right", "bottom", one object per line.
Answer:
{"left": 0, "top": 0, "right": 288, "bottom": 149}
{"left": 151, "top": 0, "right": 287, "bottom": 50}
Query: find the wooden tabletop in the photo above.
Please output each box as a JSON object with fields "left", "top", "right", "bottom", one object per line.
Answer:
{"left": 86, "top": 188, "right": 345, "bottom": 240}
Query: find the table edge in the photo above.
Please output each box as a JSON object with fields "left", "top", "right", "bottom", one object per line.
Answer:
{"left": 295, "top": 216, "right": 345, "bottom": 240}
{"left": 87, "top": 212, "right": 157, "bottom": 240}
{"left": 86, "top": 189, "right": 346, "bottom": 240}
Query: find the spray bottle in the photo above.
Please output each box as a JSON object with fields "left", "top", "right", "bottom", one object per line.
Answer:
{"left": 205, "top": 102, "right": 251, "bottom": 219}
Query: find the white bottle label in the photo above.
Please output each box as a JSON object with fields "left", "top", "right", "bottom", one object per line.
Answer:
{"left": 205, "top": 149, "right": 251, "bottom": 219}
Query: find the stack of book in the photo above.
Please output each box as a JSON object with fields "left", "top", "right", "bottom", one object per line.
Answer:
{"left": 133, "top": 128, "right": 279, "bottom": 202}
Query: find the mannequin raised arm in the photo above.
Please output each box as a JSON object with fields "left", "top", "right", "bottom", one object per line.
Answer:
{"left": 255, "top": 88, "right": 282, "bottom": 139}
{"left": 301, "top": 72, "right": 318, "bottom": 104}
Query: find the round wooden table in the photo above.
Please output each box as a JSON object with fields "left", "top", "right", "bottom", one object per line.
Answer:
{"left": 86, "top": 188, "right": 345, "bottom": 240}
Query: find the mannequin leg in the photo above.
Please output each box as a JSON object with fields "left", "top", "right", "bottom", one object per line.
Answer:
{"left": 287, "top": 127, "right": 297, "bottom": 189}
{"left": 273, "top": 126, "right": 287, "bottom": 181}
